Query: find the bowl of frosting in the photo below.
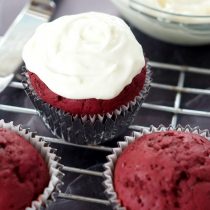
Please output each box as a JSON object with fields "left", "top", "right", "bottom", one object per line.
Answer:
{"left": 111, "top": 0, "right": 210, "bottom": 45}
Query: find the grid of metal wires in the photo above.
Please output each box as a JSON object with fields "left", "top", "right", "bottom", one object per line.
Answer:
{"left": 1, "top": 61, "right": 210, "bottom": 207}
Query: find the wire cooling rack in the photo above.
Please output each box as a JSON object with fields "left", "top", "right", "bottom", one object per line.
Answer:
{"left": 1, "top": 61, "right": 210, "bottom": 208}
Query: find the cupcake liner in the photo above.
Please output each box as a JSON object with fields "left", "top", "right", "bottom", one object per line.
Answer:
{"left": 0, "top": 119, "right": 64, "bottom": 210}
{"left": 103, "top": 124, "right": 210, "bottom": 210}
{"left": 22, "top": 65, "right": 151, "bottom": 145}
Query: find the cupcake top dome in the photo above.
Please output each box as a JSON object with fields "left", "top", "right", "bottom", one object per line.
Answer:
{"left": 114, "top": 131, "right": 210, "bottom": 210}
{"left": 0, "top": 128, "right": 50, "bottom": 210}
{"left": 22, "top": 12, "right": 145, "bottom": 100}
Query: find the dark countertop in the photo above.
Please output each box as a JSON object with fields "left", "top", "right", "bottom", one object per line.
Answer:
{"left": 1, "top": 1, "right": 210, "bottom": 210}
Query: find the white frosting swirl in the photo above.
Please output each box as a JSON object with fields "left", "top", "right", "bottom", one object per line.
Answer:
{"left": 22, "top": 12, "right": 145, "bottom": 99}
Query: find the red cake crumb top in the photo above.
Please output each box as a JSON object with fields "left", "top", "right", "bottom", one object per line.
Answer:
{"left": 114, "top": 131, "right": 210, "bottom": 210}
{"left": 0, "top": 128, "right": 50, "bottom": 210}
{"left": 28, "top": 65, "right": 146, "bottom": 116}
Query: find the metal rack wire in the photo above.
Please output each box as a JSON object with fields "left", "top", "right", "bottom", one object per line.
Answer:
{"left": 1, "top": 61, "right": 210, "bottom": 207}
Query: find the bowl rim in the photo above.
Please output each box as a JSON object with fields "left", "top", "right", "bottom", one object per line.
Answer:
{"left": 130, "top": 0, "right": 210, "bottom": 19}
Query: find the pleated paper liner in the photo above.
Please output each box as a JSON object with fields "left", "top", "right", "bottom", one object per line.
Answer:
{"left": 22, "top": 65, "right": 151, "bottom": 145}
{"left": 103, "top": 124, "right": 210, "bottom": 210}
{"left": 0, "top": 120, "right": 64, "bottom": 210}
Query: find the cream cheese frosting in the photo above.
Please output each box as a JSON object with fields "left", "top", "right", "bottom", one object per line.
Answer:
{"left": 151, "top": 0, "right": 210, "bottom": 16}
{"left": 22, "top": 12, "right": 145, "bottom": 100}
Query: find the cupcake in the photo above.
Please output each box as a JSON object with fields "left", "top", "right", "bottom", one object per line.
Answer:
{"left": 0, "top": 120, "right": 63, "bottom": 210}
{"left": 22, "top": 12, "right": 151, "bottom": 145}
{"left": 104, "top": 125, "right": 210, "bottom": 210}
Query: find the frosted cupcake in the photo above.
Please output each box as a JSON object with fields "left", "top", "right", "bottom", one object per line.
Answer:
{"left": 22, "top": 12, "right": 151, "bottom": 145}
{"left": 0, "top": 120, "right": 63, "bottom": 210}
{"left": 104, "top": 125, "right": 210, "bottom": 210}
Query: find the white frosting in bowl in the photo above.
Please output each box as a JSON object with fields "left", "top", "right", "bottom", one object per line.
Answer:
{"left": 22, "top": 12, "right": 145, "bottom": 100}
{"left": 147, "top": 0, "right": 210, "bottom": 16}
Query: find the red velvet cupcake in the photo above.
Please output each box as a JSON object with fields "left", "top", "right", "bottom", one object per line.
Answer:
{"left": 104, "top": 125, "right": 210, "bottom": 210}
{"left": 0, "top": 120, "right": 63, "bottom": 210}
{"left": 22, "top": 12, "right": 151, "bottom": 145}
{"left": 27, "top": 66, "right": 147, "bottom": 116}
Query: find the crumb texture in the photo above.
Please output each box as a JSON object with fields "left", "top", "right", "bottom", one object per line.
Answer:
{"left": 114, "top": 131, "right": 210, "bottom": 210}
{"left": 28, "top": 66, "right": 146, "bottom": 115}
{"left": 0, "top": 128, "right": 50, "bottom": 210}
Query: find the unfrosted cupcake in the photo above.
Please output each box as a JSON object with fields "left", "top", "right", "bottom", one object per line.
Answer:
{"left": 0, "top": 120, "right": 63, "bottom": 210}
{"left": 104, "top": 125, "right": 210, "bottom": 210}
{"left": 22, "top": 12, "right": 151, "bottom": 145}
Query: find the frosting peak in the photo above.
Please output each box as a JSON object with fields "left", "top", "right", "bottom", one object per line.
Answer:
{"left": 22, "top": 12, "right": 145, "bottom": 99}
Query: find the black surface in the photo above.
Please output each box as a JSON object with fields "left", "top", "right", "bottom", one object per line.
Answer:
{"left": 1, "top": 1, "right": 210, "bottom": 210}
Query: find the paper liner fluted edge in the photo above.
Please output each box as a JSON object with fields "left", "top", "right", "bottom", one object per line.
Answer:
{"left": 22, "top": 64, "right": 151, "bottom": 122}
{"left": 0, "top": 119, "right": 64, "bottom": 210}
{"left": 22, "top": 65, "right": 151, "bottom": 145}
{"left": 103, "top": 124, "right": 210, "bottom": 210}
